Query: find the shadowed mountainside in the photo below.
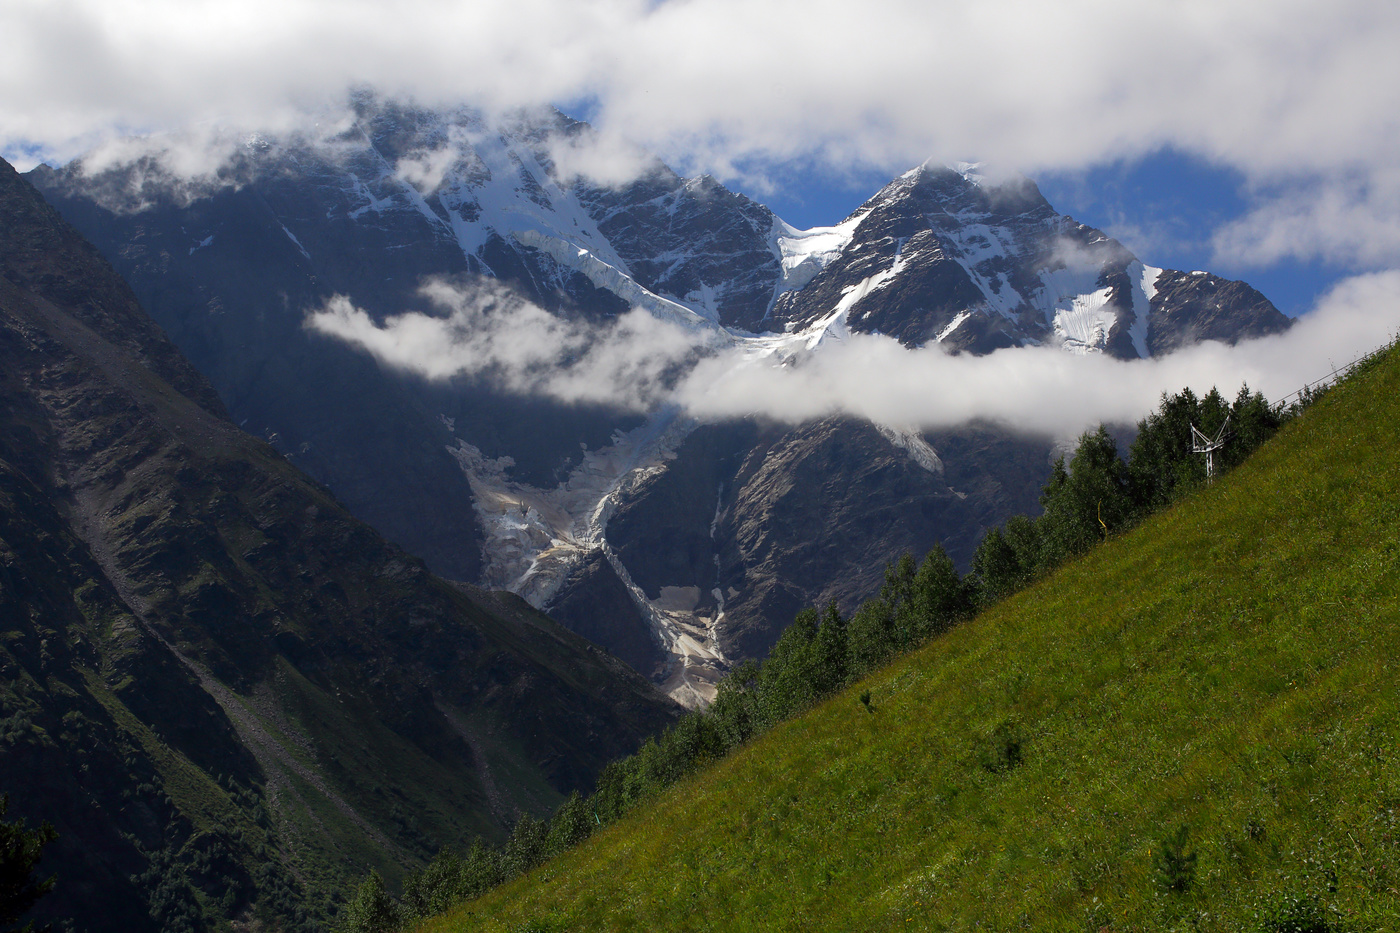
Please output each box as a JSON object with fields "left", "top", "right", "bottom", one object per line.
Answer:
{"left": 0, "top": 156, "right": 678, "bottom": 933}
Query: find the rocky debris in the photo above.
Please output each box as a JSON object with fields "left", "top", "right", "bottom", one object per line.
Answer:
{"left": 29, "top": 104, "right": 1293, "bottom": 696}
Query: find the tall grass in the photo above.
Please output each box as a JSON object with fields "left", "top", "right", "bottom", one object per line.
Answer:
{"left": 423, "top": 343, "right": 1400, "bottom": 931}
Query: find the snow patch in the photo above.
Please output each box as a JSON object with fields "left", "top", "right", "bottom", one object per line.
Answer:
{"left": 1124, "top": 261, "right": 1162, "bottom": 358}
{"left": 280, "top": 224, "right": 310, "bottom": 261}
{"left": 1051, "top": 286, "right": 1117, "bottom": 354}
{"left": 445, "top": 412, "right": 728, "bottom": 707}
{"left": 346, "top": 171, "right": 397, "bottom": 220}
{"left": 801, "top": 263, "right": 904, "bottom": 350}
{"left": 936, "top": 311, "right": 971, "bottom": 342}
{"left": 768, "top": 210, "right": 870, "bottom": 301}
{"left": 511, "top": 229, "right": 719, "bottom": 329}
{"left": 875, "top": 424, "right": 944, "bottom": 475}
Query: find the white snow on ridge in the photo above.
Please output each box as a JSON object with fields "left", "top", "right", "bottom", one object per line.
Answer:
{"left": 1051, "top": 285, "right": 1117, "bottom": 354}
{"left": 323, "top": 115, "right": 638, "bottom": 289}
{"left": 445, "top": 131, "right": 631, "bottom": 270}
{"left": 345, "top": 169, "right": 398, "bottom": 221}
{"left": 801, "top": 265, "right": 903, "bottom": 350}
{"left": 1141, "top": 264, "right": 1163, "bottom": 303}
{"left": 510, "top": 229, "right": 721, "bottom": 331}
{"left": 768, "top": 210, "right": 870, "bottom": 301}
{"left": 1126, "top": 261, "right": 1162, "bottom": 359}
{"left": 936, "top": 311, "right": 971, "bottom": 343}
{"left": 951, "top": 160, "right": 986, "bottom": 186}
{"left": 938, "top": 220, "right": 1030, "bottom": 320}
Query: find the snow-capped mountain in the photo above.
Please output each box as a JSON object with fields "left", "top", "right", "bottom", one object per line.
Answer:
{"left": 771, "top": 161, "right": 1286, "bottom": 357}
{"left": 31, "top": 97, "right": 1290, "bottom": 705}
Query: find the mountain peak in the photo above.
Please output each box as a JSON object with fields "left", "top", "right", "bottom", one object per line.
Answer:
{"left": 871, "top": 159, "right": 1049, "bottom": 224}
{"left": 901, "top": 159, "right": 986, "bottom": 186}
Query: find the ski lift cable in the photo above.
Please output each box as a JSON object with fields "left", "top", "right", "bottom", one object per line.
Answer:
{"left": 1272, "top": 353, "right": 1371, "bottom": 409}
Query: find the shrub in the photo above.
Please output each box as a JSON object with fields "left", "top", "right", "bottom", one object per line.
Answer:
{"left": 1152, "top": 824, "right": 1197, "bottom": 894}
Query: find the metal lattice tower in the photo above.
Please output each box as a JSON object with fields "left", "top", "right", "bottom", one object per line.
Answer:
{"left": 1190, "top": 413, "right": 1231, "bottom": 482}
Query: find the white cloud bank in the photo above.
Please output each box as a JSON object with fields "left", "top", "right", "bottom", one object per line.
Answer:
{"left": 3, "top": 0, "right": 1400, "bottom": 269}
{"left": 308, "top": 272, "right": 1400, "bottom": 439}
{"left": 308, "top": 279, "right": 722, "bottom": 410}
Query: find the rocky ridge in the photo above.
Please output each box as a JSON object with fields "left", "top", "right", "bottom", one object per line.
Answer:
{"left": 30, "top": 99, "right": 1292, "bottom": 704}
{"left": 0, "top": 155, "right": 678, "bottom": 932}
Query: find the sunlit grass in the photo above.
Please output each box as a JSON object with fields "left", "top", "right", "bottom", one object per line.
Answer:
{"left": 427, "top": 344, "right": 1400, "bottom": 932}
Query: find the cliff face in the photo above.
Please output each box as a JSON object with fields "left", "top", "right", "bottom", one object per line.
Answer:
{"left": 0, "top": 156, "right": 678, "bottom": 933}
{"left": 29, "top": 103, "right": 1292, "bottom": 705}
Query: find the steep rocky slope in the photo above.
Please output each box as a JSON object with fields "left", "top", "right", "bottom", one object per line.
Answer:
{"left": 0, "top": 157, "right": 678, "bottom": 932}
{"left": 771, "top": 163, "right": 1288, "bottom": 357}
{"left": 29, "top": 98, "right": 1291, "bottom": 703}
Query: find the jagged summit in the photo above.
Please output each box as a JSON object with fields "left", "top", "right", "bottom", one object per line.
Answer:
{"left": 888, "top": 159, "right": 1049, "bottom": 214}
{"left": 30, "top": 99, "right": 1292, "bottom": 706}
{"left": 772, "top": 156, "right": 1284, "bottom": 358}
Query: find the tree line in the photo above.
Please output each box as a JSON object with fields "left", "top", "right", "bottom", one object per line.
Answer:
{"left": 339, "top": 383, "right": 1287, "bottom": 933}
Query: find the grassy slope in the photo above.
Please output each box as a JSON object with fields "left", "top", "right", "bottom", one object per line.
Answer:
{"left": 431, "top": 346, "right": 1400, "bottom": 932}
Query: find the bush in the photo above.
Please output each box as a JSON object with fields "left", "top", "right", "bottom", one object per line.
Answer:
{"left": 1152, "top": 824, "right": 1197, "bottom": 893}
{"left": 0, "top": 793, "right": 57, "bottom": 933}
{"left": 978, "top": 721, "right": 1023, "bottom": 774}
{"left": 337, "top": 871, "right": 398, "bottom": 933}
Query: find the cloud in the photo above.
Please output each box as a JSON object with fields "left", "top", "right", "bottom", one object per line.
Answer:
{"left": 306, "top": 278, "right": 721, "bottom": 409}
{"left": 540, "top": 125, "right": 664, "bottom": 190}
{"left": 310, "top": 272, "right": 1400, "bottom": 439}
{"left": 677, "top": 272, "right": 1400, "bottom": 436}
{"left": 392, "top": 145, "right": 460, "bottom": 195}
{"left": 3, "top": 0, "right": 1398, "bottom": 266}
{"left": 1213, "top": 169, "right": 1400, "bottom": 269}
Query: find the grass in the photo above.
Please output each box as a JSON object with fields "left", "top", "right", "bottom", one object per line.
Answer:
{"left": 234, "top": 657, "right": 505, "bottom": 896}
{"left": 425, "top": 343, "right": 1400, "bottom": 932}
{"left": 78, "top": 666, "right": 262, "bottom": 846}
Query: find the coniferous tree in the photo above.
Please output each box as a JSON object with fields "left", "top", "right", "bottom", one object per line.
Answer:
{"left": 907, "top": 543, "right": 974, "bottom": 640}
{"left": 1001, "top": 513, "right": 1041, "bottom": 571}
{"left": 1037, "top": 426, "right": 1131, "bottom": 567}
{"left": 881, "top": 552, "right": 925, "bottom": 653}
{"left": 758, "top": 608, "right": 820, "bottom": 725}
{"left": 398, "top": 850, "right": 464, "bottom": 923}
{"left": 812, "top": 600, "right": 849, "bottom": 695}
{"left": 1127, "top": 384, "right": 1281, "bottom": 511}
{"left": 881, "top": 554, "right": 918, "bottom": 614}
{"left": 1222, "top": 384, "right": 1283, "bottom": 471}
{"left": 0, "top": 794, "right": 56, "bottom": 933}
{"left": 970, "top": 526, "right": 1024, "bottom": 606}
{"left": 708, "top": 659, "right": 760, "bottom": 751}
{"left": 845, "top": 596, "right": 897, "bottom": 679}
{"left": 455, "top": 840, "right": 503, "bottom": 902}
{"left": 544, "top": 793, "right": 592, "bottom": 859}
{"left": 1127, "top": 386, "right": 1221, "bottom": 510}
{"left": 501, "top": 813, "right": 548, "bottom": 879}
{"left": 337, "top": 871, "right": 398, "bottom": 933}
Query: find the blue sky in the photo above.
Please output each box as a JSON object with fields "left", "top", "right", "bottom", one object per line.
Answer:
{"left": 1, "top": 0, "right": 1394, "bottom": 324}
{"left": 736, "top": 150, "right": 1343, "bottom": 318}
{"left": 6, "top": 0, "right": 1398, "bottom": 434}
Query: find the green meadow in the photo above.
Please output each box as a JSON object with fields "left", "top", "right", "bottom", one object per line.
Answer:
{"left": 427, "top": 344, "right": 1400, "bottom": 932}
